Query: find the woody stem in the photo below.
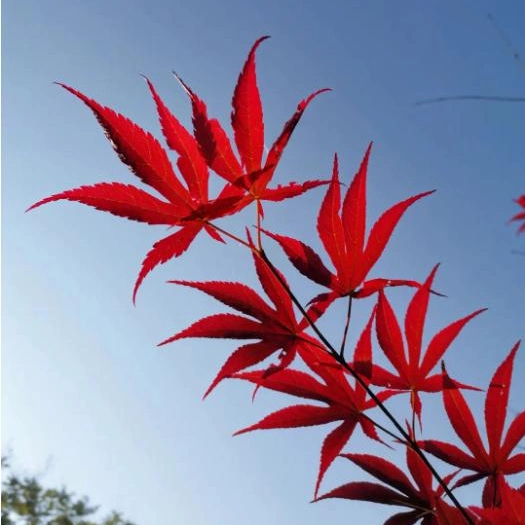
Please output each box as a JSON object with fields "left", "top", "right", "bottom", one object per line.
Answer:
{"left": 258, "top": 249, "right": 474, "bottom": 525}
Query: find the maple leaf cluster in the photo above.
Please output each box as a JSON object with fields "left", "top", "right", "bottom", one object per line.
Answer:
{"left": 28, "top": 36, "right": 328, "bottom": 302}
{"left": 30, "top": 38, "right": 524, "bottom": 525}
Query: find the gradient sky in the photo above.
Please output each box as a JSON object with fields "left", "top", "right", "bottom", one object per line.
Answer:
{"left": 3, "top": 1, "right": 524, "bottom": 524}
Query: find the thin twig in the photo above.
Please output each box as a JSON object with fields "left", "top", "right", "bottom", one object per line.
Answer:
{"left": 487, "top": 13, "right": 525, "bottom": 73}
{"left": 416, "top": 14, "right": 524, "bottom": 107}
{"left": 415, "top": 95, "right": 525, "bottom": 106}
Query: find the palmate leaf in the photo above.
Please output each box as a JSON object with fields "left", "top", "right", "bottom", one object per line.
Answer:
{"left": 317, "top": 447, "right": 462, "bottom": 525}
{"left": 370, "top": 265, "right": 485, "bottom": 425}
{"left": 264, "top": 145, "right": 434, "bottom": 313}
{"left": 158, "top": 244, "right": 326, "bottom": 398}
{"left": 29, "top": 38, "right": 329, "bottom": 301}
{"left": 173, "top": 38, "right": 330, "bottom": 206}
{"left": 420, "top": 342, "right": 525, "bottom": 507}
{"left": 234, "top": 310, "right": 397, "bottom": 497}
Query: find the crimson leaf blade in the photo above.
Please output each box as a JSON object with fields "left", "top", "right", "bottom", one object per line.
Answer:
{"left": 231, "top": 36, "right": 269, "bottom": 173}
{"left": 57, "top": 83, "right": 192, "bottom": 211}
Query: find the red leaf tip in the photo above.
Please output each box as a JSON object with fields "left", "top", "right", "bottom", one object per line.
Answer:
{"left": 171, "top": 71, "right": 194, "bottom": 98}
{"left": 364, "top": 140, "right": 373, "bottom": 159}
{"left": 333, "top": 152, "right": 339, "bottom": 170}
{"left": 306, "top": 88, "right": 332, "bottom": 101}
{"left": 139, "top": 73, "right": 152, "bottom": 85}
{"left": 132, "top": 282, "right": 140, "bottom": 305}
{"left": 252, "top": 35, "right": 271, "bottom": 47}
{"left": 55, "top": 82, "right": 77, "bottom": 95}
{"left": 508, "top": 339, "right": 521, "bottom": 357}
{"left": 26, "top": 201, "right": 42, "bottom": 213}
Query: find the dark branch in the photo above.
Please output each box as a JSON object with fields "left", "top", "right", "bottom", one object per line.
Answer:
{"left": 487, "top": 13, "right": 525, "bottom": 73}
{"left": 415, "top": 95, "right": 525, "bottom": 106}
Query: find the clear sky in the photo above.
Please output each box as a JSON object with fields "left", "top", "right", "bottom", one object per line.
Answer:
{"left": 3, "top": 1, "right": 524, "bottom": 524}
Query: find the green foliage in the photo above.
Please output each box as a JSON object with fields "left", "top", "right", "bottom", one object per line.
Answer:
{"left": 1, "top": 457, "right": 136, "bottom": 525}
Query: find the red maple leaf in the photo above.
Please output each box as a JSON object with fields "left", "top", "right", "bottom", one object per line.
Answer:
{"left": 28, "top": 38, "right": 328, "bottom": 301}
{"left": 317, "top": 446, "right": 464, "bottom": 525}
{"left": 263, "top": 144, "right": 434, "bottom": 312}
{"left": 510, "top": 195, "right": 525, "bottom": 234}
{"left": 420, "top": 342, "right": 525, "bottom": 507}
{"left": 367, "top": 264, "right": 484, "bottom": 425}
{"left": 172, "top": 37, "right": 330, "bottom": 213}
{"left": 158, "top": 235, "right": 327, "bottom": 398}
{"left": 233, "top": 309, "right": 397, "bottom": 497}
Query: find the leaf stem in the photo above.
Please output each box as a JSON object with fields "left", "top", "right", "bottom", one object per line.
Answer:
{"left": 339, "top": 295, "right": 353, "bottom": 359}
{"left": 256, "top": 199, "right": 263, "bottom": 250}
{"left": 206, "top": 222, "right": 252, "bottom": 249}
{"left": 410, "top": 391, "right": 417, "bottom": 439}
{"left": 359, "top": 412, "right": 400, "bottom": 443}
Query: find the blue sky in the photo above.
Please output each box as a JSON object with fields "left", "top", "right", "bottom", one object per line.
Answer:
{"left": 3, "top": 1, "right": 524, "bottom": 524}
